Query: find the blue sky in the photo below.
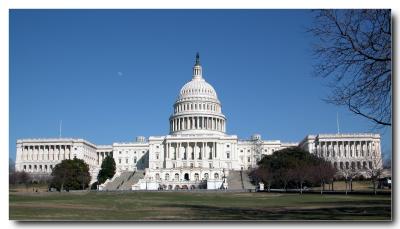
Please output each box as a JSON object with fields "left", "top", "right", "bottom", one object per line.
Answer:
{"left": 9, "top": 9, "right": 392, "bottom": 161}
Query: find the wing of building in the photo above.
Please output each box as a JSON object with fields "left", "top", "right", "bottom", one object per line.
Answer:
{"left": 14, "top": 54, "right": 383, "bottom": 190}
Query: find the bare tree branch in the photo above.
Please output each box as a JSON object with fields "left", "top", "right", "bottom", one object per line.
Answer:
{"left": 309, "top": 9, "right": 391, "bottom": 127}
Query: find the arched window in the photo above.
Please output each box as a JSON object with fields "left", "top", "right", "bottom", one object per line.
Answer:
{"left": 204, "top": 173, "right": 209, "bottom": 180}
{"left": 175, "top": 173, "right": 179, "bottom": 180}
{"left": 155, "top": 173, "right": 160, "bottom": 180}
{"left": 363, "top": 161, "right": 367, "bottom": 169}
{"left": 165, "top": 173, "right": 169, "bottom": 180}
{"left": 214, "top": 173, "right": 219, "bottom": 179}
{"left": 194, "top": 173, "right": 199, "bottom": 181}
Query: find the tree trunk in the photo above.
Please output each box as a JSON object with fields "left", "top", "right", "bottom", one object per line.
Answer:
{"left": 300, "top": 182, "right": 303, "bottom": 195}
{"left": 350, "top": 179, "right": 353, "bottom": 191}
{"left": 320, "top": 181, "right": 323, "bottom": 195}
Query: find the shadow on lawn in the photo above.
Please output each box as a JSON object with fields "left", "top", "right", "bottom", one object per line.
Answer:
{"left": 158, "top": 203, "right": 391, "bottom": 220}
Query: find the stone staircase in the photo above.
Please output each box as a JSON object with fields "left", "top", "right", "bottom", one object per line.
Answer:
{"left": 227, "top": 170, "right": 256, "bottom": 191}
{"left": 103, "top": 171, "right": 134, "bottom": 191}
{"left": 118, "top": 170, "right": 145, "bottom": 190}
{"left": 227, "top": 170, "right": 243, "bottom": 190}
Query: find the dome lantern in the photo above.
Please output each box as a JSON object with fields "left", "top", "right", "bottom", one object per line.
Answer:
{"left": 192, "top": 52, "right": 203, "bottom": 80}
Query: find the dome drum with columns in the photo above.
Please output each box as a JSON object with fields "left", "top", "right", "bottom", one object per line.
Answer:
{"left": 169, "top": 53, "right": 226, "bottom": 135}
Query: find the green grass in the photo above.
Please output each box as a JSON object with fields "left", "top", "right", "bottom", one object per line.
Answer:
{"left": 9, "top": 191, "right": 391, "bottom": 221}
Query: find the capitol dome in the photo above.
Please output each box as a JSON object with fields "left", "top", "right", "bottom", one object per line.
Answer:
{"left": 179, "top": 79, "right": 218, "bottom": 100}
{"left": 169, "top": 53, "right": 226, "bottom": 135}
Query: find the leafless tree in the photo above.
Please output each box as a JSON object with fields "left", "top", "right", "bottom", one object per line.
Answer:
{"left": 311, "top": 160, "right": 337, "bottom": 194}
{"left": 288, "top": 161, "right": 312, "bottom": 194}
{"left": 365, "top": 154, "right": 384, "bottom": 195}
{"left": 253, "top": 167, "right": 274, "bottom": 192}
{"left": 341, "top": 168, "right": 360, "bottom": 194}
{"left": 310, "top": 9, "right": 391, "bottom": 127}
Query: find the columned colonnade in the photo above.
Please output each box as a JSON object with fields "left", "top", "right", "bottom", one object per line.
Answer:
{"left": 19, "top": 144, "right": 72, "bottom": 173}
{"left": 170, "top": 116, "right": 225, "bottom": 132}
{"left": 314, "top": 140, "right": 380, "bottom": 170}
{"left": 165, "top": 141, "right": 219, "bottom": 167}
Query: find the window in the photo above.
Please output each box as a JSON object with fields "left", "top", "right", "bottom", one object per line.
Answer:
{"left": 134, "top": 157, "right": 137, "bottom": 163}
{"left": 165, "top": 173, "right": 169, "bottom": 180}
{"left": 226, "top": 152, "right": 230, "bottom": 159}
{"left": 240, "top": 150, "right": 243, "bottom": 153}
{"left": 204, "top": 173, "right": 209, "bottom": 179}
{"left": 119, "top": 151, "right": 121, "bottom": 154}
{"left": 214, "top": 173, "right": 219, "bottom": 179}
{"left": 209, "top": 163, "right": 212, "bottom": 168}
{"left": 175, "top": 173, "right": 179, "bottom": 180}
{"left": 156, "top": 145, "right": 159, "bottom": 148}
{"left": 226, "top": 144, "right": 230, "bottom": 148}
{"left": 126, "top": 158, "right": 128, "bottom": 164}
{"left": 155, "top": 173, "right": 160, "bottom": 180}
{"left": 156, "top": 154, "right": 159, "bottom": 160}
{"left": 190, "top": 163, "right": 194, "bottom": 168}
{"left": 247, "top": 150, "right": 250, "bottom": 153}
{"left": 248, "top": 157, "right": 250, "bottom": 162}
{"left": 119, "top": 159, "right": 121, "bottom": 164}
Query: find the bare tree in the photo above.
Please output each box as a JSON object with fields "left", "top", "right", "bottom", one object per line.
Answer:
{"left": 365, "top": 155, "right": 384, "bottom": 195}
{"left": 311, "top": 160, "right": 337, "bottom": 194}
{"left": 289, "top": 161, "right": 312, "bottom": 194}
{"left": 341, "top": 168, "right": 360, "bottom": 194}
{"left": 253, "top": 167, "right": 274, "bottom": 192}
{"left": 310, "top": 10, "right": 391, "bottom": 127}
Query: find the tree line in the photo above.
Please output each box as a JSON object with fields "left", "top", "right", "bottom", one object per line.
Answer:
{"left": 249, "top": 147, "right": 385, "bottom": 194}
{"left": 9, "top": 155, "right": 116, "bottom": 191}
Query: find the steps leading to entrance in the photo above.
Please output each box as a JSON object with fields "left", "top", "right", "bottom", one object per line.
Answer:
{"left": 227, "top": 170, "right": 256, "bottom": 190}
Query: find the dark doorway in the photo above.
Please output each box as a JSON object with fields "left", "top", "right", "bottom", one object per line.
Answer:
{"left": 184, "top": 173, "right": 189, "bottom": 181}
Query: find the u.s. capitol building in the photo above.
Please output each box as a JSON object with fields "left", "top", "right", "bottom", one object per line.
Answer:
{"left": 15, "top": 54, "right": 382, "bottom": 190}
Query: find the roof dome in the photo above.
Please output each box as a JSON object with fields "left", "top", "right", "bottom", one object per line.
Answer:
{"left": 169, "top": 53, "right": 227, "bottom": 135}
{"left": 179, "top": 78, "right": 218, "bottom": 100}
{"left": 177, "top": 52, "right": 219, "bottom": 102}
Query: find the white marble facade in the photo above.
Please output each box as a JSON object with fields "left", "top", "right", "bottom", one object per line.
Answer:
{"left": 14, "top": 54, "right": 383, "bottom": 188}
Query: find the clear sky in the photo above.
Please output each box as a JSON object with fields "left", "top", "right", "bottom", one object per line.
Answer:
{"left": 9, "top": 9, "right": 392, "bottom": 161}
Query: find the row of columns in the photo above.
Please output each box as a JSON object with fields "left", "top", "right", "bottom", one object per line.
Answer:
{"left": 175, "top": 102, "right": 219, "bottom": 113}
{"left": 21, "top": 145, "right": 72, "bottom": 161}
{"left": 22, "top": 163, "right": 54, "bottom": 173}
{"left": 315, "top": 140, "right": 378, "bottom": 158}
{"left": 165, "top": 142, "right": 218, "bottom": 162}
{"left": 333, "top": 160, "right": 374, "bottom": 170}
{"left": 170, "top": 116, "right": 225, "bottom": 132}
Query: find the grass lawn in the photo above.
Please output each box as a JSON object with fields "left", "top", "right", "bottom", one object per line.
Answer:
{"left": 9, "top": 191, "right": 391, "bottom": 221}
